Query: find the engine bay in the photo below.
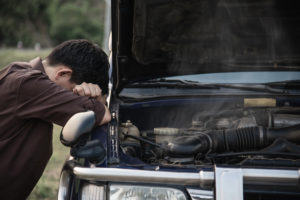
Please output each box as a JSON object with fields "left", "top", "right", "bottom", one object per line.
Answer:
{"left": 117, "top": 98, "right": 300, "bottom": 168}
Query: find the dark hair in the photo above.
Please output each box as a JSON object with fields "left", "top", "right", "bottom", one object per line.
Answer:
{"left": 46, "top": 39, "right": 109, "bottom": 94}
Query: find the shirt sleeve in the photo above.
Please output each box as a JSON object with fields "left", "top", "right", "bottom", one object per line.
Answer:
{"left": 15, "top": 70, "right": 106, "bottom": 126}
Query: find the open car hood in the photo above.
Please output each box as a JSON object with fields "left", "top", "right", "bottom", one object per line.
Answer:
{"left": 111, "top": 0, "right": 300, "bottom": 93}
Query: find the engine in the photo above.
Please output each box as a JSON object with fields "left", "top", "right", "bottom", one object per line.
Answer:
{"left": 119, "top": 107, "right": 300, "bottom": 167}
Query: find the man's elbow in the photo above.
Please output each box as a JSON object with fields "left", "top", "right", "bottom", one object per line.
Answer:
{"left": 99, "top": 107, "right": 111, "bottom": 125}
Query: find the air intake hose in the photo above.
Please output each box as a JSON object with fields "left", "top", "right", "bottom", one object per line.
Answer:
{"left": 208, "top": 126, "right": 266, "bottom": 152}
{"left": 166, "top": 124, "right": 300, "bottom": 155}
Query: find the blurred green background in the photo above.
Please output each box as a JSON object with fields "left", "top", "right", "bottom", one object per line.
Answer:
{"left": 0, "top": 0, "right": 107, "bottom": 199}
{"left": 0, "top": 0, "right": 106, "bottom": 48}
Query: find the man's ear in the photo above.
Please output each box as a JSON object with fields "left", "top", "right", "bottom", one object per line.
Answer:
{"left": 55, "top": 67, "right": 72, "bottom": 81}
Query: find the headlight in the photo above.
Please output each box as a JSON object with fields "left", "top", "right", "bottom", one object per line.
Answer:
{"left": 109, "top": 184, "right": 187, "bottom": 200}
{"left": 81, "top": 184, "right": 106, "bottom": 200}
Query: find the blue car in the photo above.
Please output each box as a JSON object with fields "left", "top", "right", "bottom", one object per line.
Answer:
{"left": 58, "top": 0, "right": 300, "bottom": 199}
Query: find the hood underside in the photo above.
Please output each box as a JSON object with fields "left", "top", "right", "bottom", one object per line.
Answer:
{"left": 112, "top": 0, "right": 300, "bottom": 92}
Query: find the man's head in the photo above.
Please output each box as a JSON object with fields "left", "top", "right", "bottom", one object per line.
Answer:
{"left": 44, "top": 39, "right": 109, "bottom": 94}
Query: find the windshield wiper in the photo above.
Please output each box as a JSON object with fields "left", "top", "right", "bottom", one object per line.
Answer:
{"left": 213, "top": 83, "right": 288, "bottom": 94}
{"left": 266, "top": 80, "right": 300, "bottom": 88}
{"left": 129, "top": 78, "right": 288, "bottom": 94}
{"left": 128, "top": 79, "right": 219, "bottom": 89}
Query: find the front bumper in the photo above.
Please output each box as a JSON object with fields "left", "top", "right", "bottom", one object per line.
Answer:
{"left": 59, "top": 160, "right": 300, "bottom": 200}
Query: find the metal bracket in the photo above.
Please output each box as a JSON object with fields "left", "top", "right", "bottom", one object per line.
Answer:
{"left": 108, "top": 110, "right": 120, "bottom": 164}
{"left": 215, "top": 166, "right": 243, "bottom": 200}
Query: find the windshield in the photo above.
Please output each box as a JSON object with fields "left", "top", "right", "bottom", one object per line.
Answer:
{"left": 165, "top": 71, "right": 300, "bottom": 84}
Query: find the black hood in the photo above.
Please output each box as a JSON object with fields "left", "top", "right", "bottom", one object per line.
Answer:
{"left": 111, "top": 0, "right": 300, "bottom": 93}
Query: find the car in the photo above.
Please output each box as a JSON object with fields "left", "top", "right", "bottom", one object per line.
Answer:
{"left": 58, "top": 0, "right": 300, "bottom": 199}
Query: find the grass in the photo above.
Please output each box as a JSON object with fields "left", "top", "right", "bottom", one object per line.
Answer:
{"left": 0, "top": 48, "right": 51, "bottom": 67}
{"left": 0, "top": 49, "right": 70, "bottom": 200}
{"left": 28, "top": 125, "right": 69, "bottom": 200}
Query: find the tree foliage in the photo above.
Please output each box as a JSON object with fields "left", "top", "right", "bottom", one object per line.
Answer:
{"left": 48, "top": 0, "right": 104, "bottom": 45}
{"left": 0, "top": 0, "right": 106, "bottom": 47}
{"left": 0, "top": 0, "right": 50, "bottom": 47}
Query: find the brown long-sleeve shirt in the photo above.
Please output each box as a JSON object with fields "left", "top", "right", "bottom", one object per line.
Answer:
{"left": 0, "top": 57, "right": 106, "bottom": 199}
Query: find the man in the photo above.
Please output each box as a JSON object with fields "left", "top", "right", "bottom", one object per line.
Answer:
{"left": 0, "top": 39, "right": 111, "bottom": 199}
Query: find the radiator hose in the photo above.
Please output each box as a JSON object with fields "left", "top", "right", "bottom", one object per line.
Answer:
{"left": 165, "top": 124, "right": 300, "bottom": 155}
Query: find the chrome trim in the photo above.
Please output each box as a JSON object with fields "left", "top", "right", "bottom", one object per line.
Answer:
{"left": 199, "top": 170, "right": 215, "bottom": 187}
{"left": 187, "top": 188, "right": 214, "bottom": 200}
{"left": 72, "top": 165, "right": 300, "bottom": 187}
{"left": 73, "top": 167, "right": 214, "bottom": 186}
{"left": 243, "top": 168, "right": 300, "bottom": 185}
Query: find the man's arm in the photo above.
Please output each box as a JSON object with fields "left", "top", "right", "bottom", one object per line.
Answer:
{"left": 72, "top": 82, "right": 111, "bottom": 125}
{"left": 16, "top": 72, "right": 110, "bottom": 126}
{"left": 100, "top": 106, "right": 111, "bottom": 125}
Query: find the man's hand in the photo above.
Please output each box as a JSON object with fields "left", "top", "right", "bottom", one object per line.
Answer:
{"left": 73, "top": 82, "right": 102, "bottom": 98}
{"left": 73, "top": 82, "right": 107, "bottom": 104}
{"left": 73, "top": 82, "right": 111, "bottom": 125}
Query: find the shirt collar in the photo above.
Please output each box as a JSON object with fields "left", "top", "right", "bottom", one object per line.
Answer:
{"left": 30, "top": 57, "right": 46, "bottom": 74}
